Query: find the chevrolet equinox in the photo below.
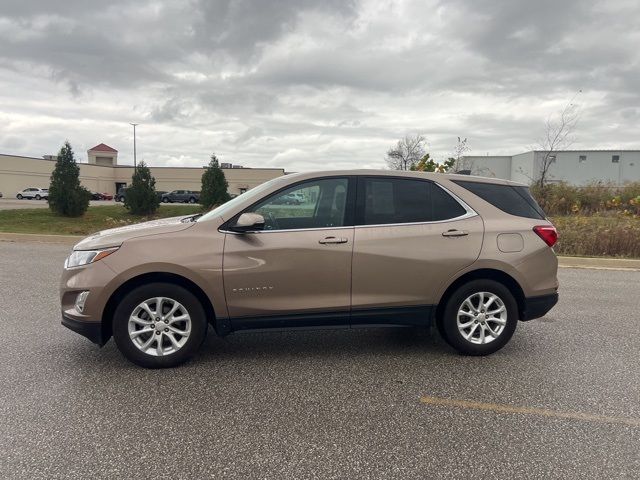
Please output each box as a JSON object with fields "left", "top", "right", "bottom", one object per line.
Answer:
{"left": 60, "top": 170, "right": 559, "bottom": 368}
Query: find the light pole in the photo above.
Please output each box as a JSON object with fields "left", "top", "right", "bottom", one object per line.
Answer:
{"left": 130, "top": 123, "right": 139, "bottom": 169}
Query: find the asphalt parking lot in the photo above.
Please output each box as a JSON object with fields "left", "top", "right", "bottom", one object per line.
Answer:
{"left": 1, "top": 241, "right": 638, "bottom": 479}
{"left": 0, "top": 198, "right": 117, "bottom": 210}
{"left": 0, "top": 198, "right": 199, "bottom": 210}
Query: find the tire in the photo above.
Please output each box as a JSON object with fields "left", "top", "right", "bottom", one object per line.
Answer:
{"left": 188, "top": 197, "right": 196, "bottom": 204}
{"left": 35, "top": 194, "right": 41, "bottom": 200}
{"left": 16, "top": 194, "right": 22, "bottom": 199}
{"left": 112, "top": 283, "right": 208, "bottom": 368}
{"left": 162, "top": 197, "right": 169, "bottom": 203}
{"left": 440, "top": 279, "right": 518, "bottom": 356}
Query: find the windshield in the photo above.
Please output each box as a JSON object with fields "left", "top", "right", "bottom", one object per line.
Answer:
{"left": 197, "top": 176, "right": 286, "bottom": 222}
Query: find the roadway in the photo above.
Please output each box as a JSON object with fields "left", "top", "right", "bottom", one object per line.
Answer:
{"left": 0, "top": 241, "right": 638, "bottom": 479}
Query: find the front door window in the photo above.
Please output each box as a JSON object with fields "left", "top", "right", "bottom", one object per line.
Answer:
{"left": 251, "top": 178, "right": 350, "bottom": 230}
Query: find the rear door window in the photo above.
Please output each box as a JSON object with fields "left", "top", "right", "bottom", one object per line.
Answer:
{"left": 356, "top": 177, "right": 467, "bottom": 225}
{"left": 452, "top": 180, "right": 546, "bottom": 219}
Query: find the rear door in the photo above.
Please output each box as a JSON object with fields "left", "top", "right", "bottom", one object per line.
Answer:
{"left": 350, "top": 176, "right": 483, "bottom": 325}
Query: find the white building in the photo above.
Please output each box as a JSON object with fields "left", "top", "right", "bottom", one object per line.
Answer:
{"left": 461, "top": 150, "right": 640, "bottom": 185}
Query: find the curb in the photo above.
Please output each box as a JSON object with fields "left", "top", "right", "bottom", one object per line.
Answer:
{"left": 0, "top": 232, "right": 82, "bottom": 246}
{"left": 557, "top": 256, "right": 640, "bottom": 271}
{"left": 1, "top": 232, "right": 639, "bottom": 271}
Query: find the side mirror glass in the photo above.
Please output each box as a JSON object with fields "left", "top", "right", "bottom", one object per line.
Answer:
{"left": 230, "top": 213, "right": 265, "bottom": 233}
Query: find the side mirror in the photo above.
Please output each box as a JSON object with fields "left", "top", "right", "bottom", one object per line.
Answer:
{"left": 230, "top": 213, "right": 265, "bottom": 233}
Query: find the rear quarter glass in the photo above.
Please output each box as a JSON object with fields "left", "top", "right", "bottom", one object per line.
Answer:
{"left": 452, "top": 180, "right": 546, "bottom": 220}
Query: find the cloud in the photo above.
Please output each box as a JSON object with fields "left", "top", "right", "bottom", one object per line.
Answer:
{"left": 0, "top": 0, "right": 639, "bottom": 171}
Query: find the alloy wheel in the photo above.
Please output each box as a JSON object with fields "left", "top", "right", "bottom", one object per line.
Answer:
{"left": 128, "top": 297, "right": 192, "bottom": 356}
{"left": 456, "top": 292, "right": 507, "bottom": 345}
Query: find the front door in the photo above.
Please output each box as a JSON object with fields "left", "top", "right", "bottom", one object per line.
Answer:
{"left": 351, "top": 176, "right": 484, "bottom": 325}
{"left": 223, "top": 177, "right": 355, "bottom": 329}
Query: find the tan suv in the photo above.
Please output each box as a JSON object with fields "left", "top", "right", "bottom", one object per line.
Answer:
{"left": 60, "top": 170, "right": 559, "bottom": 368}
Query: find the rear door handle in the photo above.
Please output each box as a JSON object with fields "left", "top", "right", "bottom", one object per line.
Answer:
{"left": 442, "top": 229, "right": 468, "bottom": 237}
{"left": 319, "top": 236, "right": 348, "bottom": 244}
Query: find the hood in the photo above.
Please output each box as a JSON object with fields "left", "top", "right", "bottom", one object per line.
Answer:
{"left": 73, "top": 215, "right": 197, "bottom": 250}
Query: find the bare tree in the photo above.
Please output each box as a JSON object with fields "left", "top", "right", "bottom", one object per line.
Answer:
{"left": 451, "top": 136, "right": 471, "bottom": 172}
{"left": 386, "top": 134, "right": 427, "bottom": 170}
{"left": 536, "top": 100, "right": 579, "bottom": 187}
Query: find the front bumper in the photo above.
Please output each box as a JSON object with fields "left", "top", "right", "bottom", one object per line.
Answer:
{"left": 61, "top": 313, "right": 106, "bottom": 346}
{"left": 520, "top": 293, "right": 559, "bottom": 321}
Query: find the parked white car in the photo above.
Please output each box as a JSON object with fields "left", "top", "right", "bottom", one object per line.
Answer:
{"left": 16, "top": 188, "right": 49, "bottom": 200}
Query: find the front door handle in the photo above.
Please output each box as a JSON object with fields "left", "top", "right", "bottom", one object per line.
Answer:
{"left": 319, "top": 236, "right": 348, "bottom": 244}
{"left": 442, "top": 229, "right": 468, "bottom": 237}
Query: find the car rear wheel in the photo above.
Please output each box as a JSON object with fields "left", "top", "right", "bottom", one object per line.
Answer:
{"left": 35, "top": 194, "right": 41, "bottom": 200}
{"left": 112, "top": 283, "right": 208, "bottom": 368}
{"left": 440, "top": 279, "right": 517, "bottom": 356}
{"left": 188, "top": 197, "right": 196, "bottom": 203}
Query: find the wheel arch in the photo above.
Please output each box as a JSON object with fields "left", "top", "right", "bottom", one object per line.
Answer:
{"left": 101, "top": 272, "right": 216, "bottom": 343}
{"left": 435, "top": 268, "right": 526, "bottom": 324}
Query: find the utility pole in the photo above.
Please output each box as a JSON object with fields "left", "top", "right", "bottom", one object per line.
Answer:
{"left": 130, "top": 123, "right": 139, "bottom": 169}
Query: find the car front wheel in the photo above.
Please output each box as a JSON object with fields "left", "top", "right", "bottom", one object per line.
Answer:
{"left": 162, "top": 197, "right": 169, "bottom": 203}
{"left": 112, "top": 283, "right": 208, "bottom": 368}
{"left": 188, "top": 197, "right": 196, "bottom": 203}
{"left": 16, "top": 194, "right": 23, "bottom": 199}
{"left": 440, "top": 279, "right": 518, "bottom": 356}
{"left": 35, "top": 194, "right": 41, "bottom": 200}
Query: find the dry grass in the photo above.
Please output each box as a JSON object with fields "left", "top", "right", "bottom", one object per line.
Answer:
{"left": 532, "top": 181, "right": 640, "bottom": 216}
{"left": 551, "top": 215, "right": 640, "bottom": 258}
{"left": 0, "top": 205, "right": 201, "bottom": 236}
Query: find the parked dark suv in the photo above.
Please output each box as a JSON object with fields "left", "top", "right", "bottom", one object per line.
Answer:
{"left": 161, "top": 190, "right": 200, "bottom": 204}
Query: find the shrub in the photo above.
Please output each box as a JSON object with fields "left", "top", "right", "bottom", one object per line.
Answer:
{"left": 200, "top": 154, "right": 231, "bottom": 209}
{"left": 552, "top": 216, "right": 640, "bottom": 258}
{"left": 124, "top": 161, "right": 160, "bottom": 215}
{"left": 48, "top": 141, "right": 91, "bottom": 217}
{"left": 532, "top": 181, "right": 640, "bottom": 216}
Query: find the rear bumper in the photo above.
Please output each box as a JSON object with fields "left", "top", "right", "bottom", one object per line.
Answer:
{"left": 520, "top": 293, "right": 558, "bottom": 321}
{"left": 61, "top": 313, "right": 105, "bottom": 346}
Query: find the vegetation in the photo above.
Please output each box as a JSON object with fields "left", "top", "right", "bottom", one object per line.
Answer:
{"left": 200, "top": 154, "right": 231, "bottom": 209}
{"left": 3, "top": 178, "right": 640, "bottom": 258}
{"left": 124, "top": 161, "right": 160, "bottom": 215}
{"left": 0, "top": 205, "right": 201, "bottom": 236}
{"left": 411, "top": 153, "right": 455, "bottom": 173}
{"left": 386, "top": 134, "right": 427, "bottom": 170}
{"left": 551, "top": 216, "right": 640, "bottom": 258}
{"left": 48, "top": 141, "right": 91, "bottom": 217}
{"left": 535, "top": 100, "right": 579, "bottom": 188}
{"left": 531, "top": 181, "right": 640, "bottom": 216}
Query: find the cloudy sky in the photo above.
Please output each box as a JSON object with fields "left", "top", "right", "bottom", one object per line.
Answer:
{"left": 1, "top": 0, "right": 638, "bottom": 171}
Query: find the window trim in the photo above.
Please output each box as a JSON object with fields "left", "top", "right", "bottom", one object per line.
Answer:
{"left": 354, "top": 176, "right": 477, "bottom": 229}
{"left": 219, "top": 176, "right": 357, "bottom": 234}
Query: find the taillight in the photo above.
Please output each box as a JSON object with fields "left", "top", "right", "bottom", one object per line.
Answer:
{"left": 533, "top": 225, "right": 558, "bottom": 247}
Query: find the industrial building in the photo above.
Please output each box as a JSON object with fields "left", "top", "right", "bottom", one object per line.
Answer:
{"left": 461, "top": 150, "right": 640, "bottom": 185}
{"left": 0, "top": 144, "right": 285, "bottom": 197}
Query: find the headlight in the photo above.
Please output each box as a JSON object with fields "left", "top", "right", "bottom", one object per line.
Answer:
{"left": 65, "top": 247, "right": 118, "bottom": 269}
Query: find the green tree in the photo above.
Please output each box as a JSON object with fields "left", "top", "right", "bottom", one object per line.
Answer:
{"left": 200, "top": 154, "right": 231, "bottom": 209}
{"left": 124, "top": 161, "right": 159, "bottom": 215}
{"left": 48, "top": 141, "right": 91, "bottom": 217}
{"left": 411, "top": 153, "right": 455, "bottom": 173}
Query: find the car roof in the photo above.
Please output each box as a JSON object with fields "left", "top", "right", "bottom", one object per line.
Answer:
{"left": 282, "top": 169, "right": 527, "bottom": 187}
